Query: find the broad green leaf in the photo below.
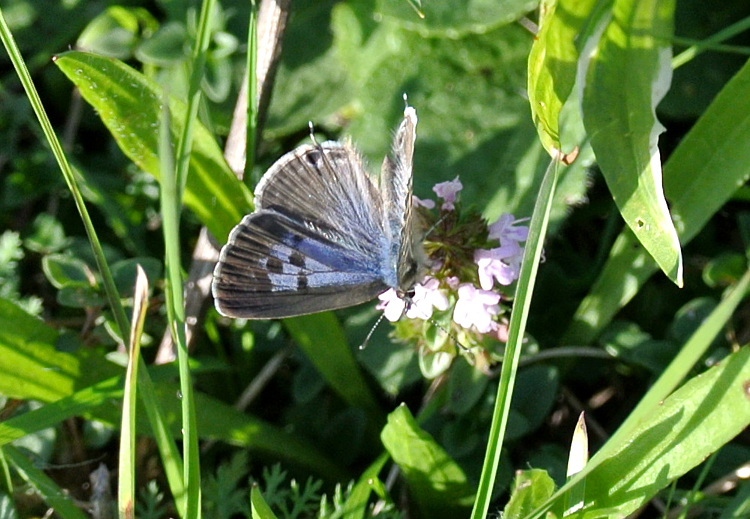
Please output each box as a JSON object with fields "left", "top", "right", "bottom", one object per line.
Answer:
{"left": 0, "top": 377, "right": 123, "bottom": 447}
{"left": 41, "top": 253, "right": 95, "bottom": 288}
{"left": 503, "top": 469, "right": 556, "bottom": 518}
{"left": 264, "top": 0, "right": 352, "bottom": 138}
{"left": 53, "top": 51, "right": 252, "bottom": 242}
{"left": 0, "top": 298, "right": 345, "bottom": 479}
{"left": 561, "top": 347, "right": 750, "bottom": 517}
{"left": 446, "top": 358, "right": 489, "bottom": 415}
{"left": 534, "top": 270, "right": 750, "bottom": 518}
{"left": 527, "top": 0, "right": 598, "bottom": 154}
{"left": 564, "top": 53, "right": 750, "bottom": 344}
{"left": 135, "top": 22, "right": 188, "bottom": 66}
{"left": 703, "top": 253, "right": 746, "bottom": 288}
{"left": 24, "top": 213, "right": 69, "bottom": 253}
{"left": 0, "top": 372, "right": 347, "bottom": 482}
{"left": 57, "top": 285, "right": 106, "bottom": 308}
{"left": 381, "top": 404, "right": 474, "bottom": 517}
{"left": 0, "top": 298, "right": 87, "bottom": 402}
{"left": 509, "top": 365, "right": 559, "bottom": 437}
{"left": 110, "top": 257, "right": 162, "bottom": 296}
{"left": 581, "top": 0, "right": 681, "bottom": 285}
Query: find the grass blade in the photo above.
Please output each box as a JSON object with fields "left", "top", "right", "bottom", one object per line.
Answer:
{"left": 118, "top": 266, "right": 150, "bottom": 518}
{"left": 471, "top": 157, "right": 561, "bottom": 518}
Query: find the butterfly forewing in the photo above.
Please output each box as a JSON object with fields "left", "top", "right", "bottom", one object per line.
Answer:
{"left": 255, "top": 142, "right": 387, "bottom": 253}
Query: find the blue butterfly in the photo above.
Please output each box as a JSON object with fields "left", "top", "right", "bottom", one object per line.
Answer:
{"left": 212, "top": 105, "right": 423, "bottom": 318}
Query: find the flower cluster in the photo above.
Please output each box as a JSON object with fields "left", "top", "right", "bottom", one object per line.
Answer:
{"left": 376, "top": 177, "right": 528, "bottom": 374}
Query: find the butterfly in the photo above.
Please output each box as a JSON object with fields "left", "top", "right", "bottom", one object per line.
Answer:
{"left": 211, "top": 104, "right": 424, "bottom": 319}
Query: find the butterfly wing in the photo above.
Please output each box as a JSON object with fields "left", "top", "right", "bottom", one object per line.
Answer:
{"left": 212, "top": 142, "right": 393, "bottom": 318}
{"left": 255, "top": 142, "right": 388, "bottom": 254}
{"left": 380, "top": 106, "right": 422, "bottom": 291}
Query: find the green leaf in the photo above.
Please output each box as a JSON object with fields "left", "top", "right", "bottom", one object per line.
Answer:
{"left": 0, "top": 298, "right": 345, "bottom": 480}
{"left": 703, "top": 252, "right": 746, "bottom": 288}
{"left": 0, "top": 377, "right": 124, "bottom": 448}
{"left": 265, "top": 1, "right": 352, "bottom": 138}
{"left": 76, "top": 6, "right": 154, "bottom": 60}
{"left": 447, "top": 358, "right": 489, "bottom": 415}
{"left": 341, "top": 452, "right": 389, "bottom": 519}
{"left": 528, "top": 0, "right": 598, "bottom": 154}
{"left": 53, "top": 51, "right": 252, "bottom": 242}
{"left": 4, "top": 445, "right": 89, "bottom": 519}
{"left": 250, "top": 486, "right": 279, "bottom": 519}
{"left": 510, "top": 365, "right": 559, "bottom": 436}
{"left": 110, "top": 257, "right": 162, "bottom": 297}
{"left": 581, "top": 0, "right": 681, "bottom": 285}
{"left": 562, "top": 347, "right": 750, "bottom": 517}
{"left": 284, "top": 313, "right": 384, "bottom": 422}
{"left": 57, "top": 285, "right": 106, "bottom": 308}
{"left": 24, "top": 213, "right": 69, "bottom": 254}
{"left": 503, "top": 469, "right": 556, "bottom": 518}
{"left": 564, "top": 45, "right": 750, "bottom": 344}
{"left": 41, "top": 253, "right": 94, "bottom": 289}
{"left": 0, "top": 298, "right": 110, "bottom": 403}
{"left": 381, "top": 404, "right": 474, "bottom": 517}
{"left": 135, "top": 22, "right": 189, "bottom": 66}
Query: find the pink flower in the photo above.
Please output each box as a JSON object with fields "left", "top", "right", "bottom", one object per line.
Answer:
{"left": 433, "top": 177, "right": 463, "bottom": 210}
{"left": 474, "top": 243, "right": 523, "bottom": 289}
{"left": 405, "top": 277, "right": 449, "bottom": 320}
{"left": 445, "top": 276, "right": 460, "bottom": 290}
{"left": 487, "top": 213, "right": 529, "bottom": 246}
{"left": 413, "top": 195, "right": 436, "bottom": 209}
{"left": 452, "top": 284, "right": 500, "bottom": 334}
{"left": 377, "top": 278, "right": 449, "bottom": 322}
{"left": 377, "top": 289, "right": 406, "bottom": 322}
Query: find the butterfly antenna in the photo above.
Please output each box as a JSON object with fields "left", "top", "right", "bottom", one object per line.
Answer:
{"left": 308, "top": 121, "right": 319, "bottom": 145}
{"left": 401, "top": 294, "right": 469, "bottom": 352}
{"left": 360, "top": 312, "right": 386, "bottom": 350}
{"left": 423, "top": 211, "right": 450, "bottom": 241}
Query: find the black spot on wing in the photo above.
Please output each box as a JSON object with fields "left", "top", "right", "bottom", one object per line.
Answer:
{"left": 289, "top": 251, "right": 305, "bottom": 268}
{"left": 266, "top": 256, "right": 284, "bottom": 273}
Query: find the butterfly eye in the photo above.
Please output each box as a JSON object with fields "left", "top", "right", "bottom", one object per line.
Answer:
{"left": 399, "top": 256, "right": 420, "bottom": 289}
{"left": 305, "top": 149, "right": 323, "bottom": 168}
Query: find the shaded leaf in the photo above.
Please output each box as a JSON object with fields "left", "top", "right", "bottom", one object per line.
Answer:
{"left": 42, "top": 253, "right": 94, "bottom": 289}
{"left": 503, "top": 469, "right": 556, "bottom": 518}
{"left": 381, "top": 404, "right": 474, "bottom": 517}
{"left": 53, "top": 51, "right": 252, "bottom": 242}
{"left": 581, "top": 0, "right": 681, "bottom": 285}
{"left": 564, "top": 49, "right": 750, "bottom": 344}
